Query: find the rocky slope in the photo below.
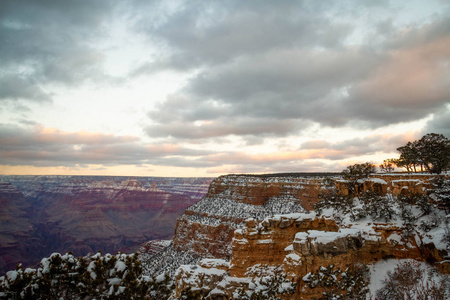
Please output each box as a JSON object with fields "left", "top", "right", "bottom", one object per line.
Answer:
{"left": 172, "top": 210, "right": 449, "bottom": 299}
{"left": 139, "top": 173, "right": 449, "bottom": 299}
{"left": 142, "top": 173, "right": 333, "bottom": 277}
{"left": 172, "top": 174, "right": 329, "bottom": 259}
{"left": 0, "top": 176, "right": 212, "bottom": 274}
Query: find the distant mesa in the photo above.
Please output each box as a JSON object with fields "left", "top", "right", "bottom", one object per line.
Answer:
{"left": 120, "top": 179, "right": 144, "bottom": 189}
{"left": 88, "top": 181, "right": 117, "bottom": 189}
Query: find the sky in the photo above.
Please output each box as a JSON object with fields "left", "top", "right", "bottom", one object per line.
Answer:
{"left": 0, "top": 0, "right": 449, "bottom": 177}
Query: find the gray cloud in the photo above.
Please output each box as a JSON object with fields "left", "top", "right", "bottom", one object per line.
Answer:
{"left": 2, "top": 0, "right": 448, "bottom": 174}
{"left": 141, "top": 3, "right": 449, "bottom": 141}
{"left": 0, "top": 76, "right": 53, "bottom": 103}
{"left": 134, "top": 0, "right": 353, "bottom": 73}
{"left": 424, "top": 106, "right": 450, "bottom": 138}
{"left": 145, "top": 118, "right": 302, "bottom": 140}
{"left": 0, "top": 124, "right": 213, "bottom": 167}
{"left": 345, "top": 17, "right": 450, "bottom": 125}
{"left": 0, "top": 0, "right": 116, "bottom": 103}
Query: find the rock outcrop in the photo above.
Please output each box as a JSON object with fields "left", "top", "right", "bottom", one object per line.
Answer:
{"left": 336, "top": 173, "right": 440, "bottom": 196}
{"left": 172, "top": 174, "right": 326, "bottom": 260}
{"left": 173, "top": 212, "right": 449, "bottom": 299}
{"left": 167, "top": 173, "right": 449, "bottom": 299}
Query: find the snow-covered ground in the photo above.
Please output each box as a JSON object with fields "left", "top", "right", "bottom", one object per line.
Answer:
{"left": 367, "top": 259, "right": 449, "bottom": 298}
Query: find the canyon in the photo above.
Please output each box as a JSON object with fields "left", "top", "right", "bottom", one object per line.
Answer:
{"left": 1, "top": 172, "right": 448, "bottom": 298}
{"left": 0, "top": 175, "right": 212, "bottom": 275}
{"left": 139, "top": 173, "right": 449, "bottom": 299}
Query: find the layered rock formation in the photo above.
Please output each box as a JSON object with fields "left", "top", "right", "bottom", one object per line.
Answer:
{"left": 173, "top": 212, "right": 449, "bottom": 299}
{"left": 156, "top": 173, "right": 449, "bottom": 299}
{"left": 336, "top": 173, "right": 439, "bottom": 196}
{"left": 172, "top": 174, "right": 326, "bottom": 260}
{"left": 0, "top": 182, "right": 32, "bottom": 273}
{"left": 0, "top": 176, "right": 212, "bottom": 274}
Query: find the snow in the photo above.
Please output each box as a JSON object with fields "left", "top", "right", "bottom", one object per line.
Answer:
{"left": 369, "top": 259, "right": 399, "bottom": 295}
{"left": 141, "top": 243, "right": 200, "bottom": 277}
{"left": 339, "top": 228, "right": 361, "bottom": 235}
{"left": 257, "top": 239, "right": 273, "bottom": 244}
{"left": 367, "top": 259, "right": 448, "bottom": 297}
{"left": 115, "top": 261, "right": 126, "bottom": 272}
{"left": 285, "top": 253, "right": 301, "bottom": 262}
{"left": 107, "top": 278, "right": 121, "bottom": 285}
{"left": 200, "top": 259, "right": 230, "bottom": 269}
{"left": 294, "top": 229, "right": 361, "bottom": 245}
{"left": 87, "top": 261, "right": 97, "bottom": 280}
{"left": 155, "top": 273, "right": 166, "bottom": 283}
{"left": 387, "top": 233, "right": 402, "bottom": 244}
{"left": 367, "top": 178, "right": 387, "bottom": 184}
{"left": 284, "top": 244, "right": 294, "bottom": 251}
{"left": 6, "top": 271, "right": 18, "bottom": 281}
{"left": 209, "top": 287, "right": 225, "bottom": 295}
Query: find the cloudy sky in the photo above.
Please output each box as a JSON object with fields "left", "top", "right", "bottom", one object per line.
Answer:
{"left": 0, "top": 0, "right": 449, "bottom": 177}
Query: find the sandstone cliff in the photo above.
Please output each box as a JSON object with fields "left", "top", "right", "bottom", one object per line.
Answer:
{"left": 154, "top": 173, "right": 449, "bottom": 299}
{"left": 172, "top": 174, "right": 325, "bottom": 260}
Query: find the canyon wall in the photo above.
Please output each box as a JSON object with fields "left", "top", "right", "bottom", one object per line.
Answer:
{"left": 0, "top": 176, "right": 212, "bottom": 274}
{"left": 172, "top": 174, "right": 326, "bottom": 260}
{"left": 337, "top": 173, "right": 442, "bottom": 196}
{"left": 164, "top": 173, "right": 448, "bottom": 299}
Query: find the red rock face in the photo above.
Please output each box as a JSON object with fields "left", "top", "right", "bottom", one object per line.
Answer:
{"left": 336, "top": 173, "right": 441, "bottom": 196}
{"left": 0, "top": 176, "right": 212, "bottom": 275}
{"left": 169, "top": 173, "right": 448, "bottom": 299}
{"left": 172, "top": 175, "right": 324, "bottom": 260}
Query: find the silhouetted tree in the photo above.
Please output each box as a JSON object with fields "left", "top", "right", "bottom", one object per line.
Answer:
{"left": 396, "top": 133, "right": 450, "bottom": 174}
{"left": 379, "top": 159, "right": 395, "bottom": 173}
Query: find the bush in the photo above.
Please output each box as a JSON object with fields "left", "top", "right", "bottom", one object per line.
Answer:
{"left": 398, "top": 192, "right": 432, "bottom": 215}
{"left": 315, "top": 189, "right": 354, "bottom": 216}
{"left": 431, "top": 176, "right": 450, "bottom": 214}
{"left": 376, "top": 260, "right": 449, "bottom": 300}
{"left": 0, "top": 252, "right": 162, "bottom": 299}
{"left": 358, "top": 191, "right": 396, "bottom": 221}
{"left": 342, "top": 163, "right": 376, "bottom": 196}
{"left": 302, "top": 263, "right": 370, "bottom": 300}
{"left": 399, "top": 203, "right": 417, "bottom": 238}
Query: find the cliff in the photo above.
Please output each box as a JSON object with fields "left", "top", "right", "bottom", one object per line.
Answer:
{"left": 143, "top": 173, "right": 449, "bottom": 299}
{"left": 172, "top": 174, "right": 325, "bottom": 260}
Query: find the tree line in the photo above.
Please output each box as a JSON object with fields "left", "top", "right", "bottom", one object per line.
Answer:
{"left": 380, "top": 133, "right": 450, "bottom": 174}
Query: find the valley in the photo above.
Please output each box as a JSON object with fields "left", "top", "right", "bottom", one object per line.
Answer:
{"left": 0, "top": 175, "right": 212, "bottom": 274}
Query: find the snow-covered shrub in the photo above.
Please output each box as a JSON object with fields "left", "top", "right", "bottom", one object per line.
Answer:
{"left": 0, "top": 252, "right": 156, "bottom": 299}
{"left": 419, "top": 212, "right": 441, "bottom": 232}
{"left": 148, "top": 272, "right": 174, "bottom": 299}
{"left": 376, "top": 260, "right": 449, "bottom": 300}
{"left": 442, "top": 224, "right": 450, "bottom": 253}
{"left": 398, "top": 191, "right": 432, "bottom": 215}
{"left": 431, "top": 176, "right": 450, "bottom": 214}
{"left": 315, "top": 189, "right": 354, "bottom": 216}
{"left": 302, "top": 263, "right": 370, "bottom": 300}
{"left": 399, "top": 203, "right": 417, "bottom": 238}
{"left": 358, "top": 191, "right": 396, "bottom": 221}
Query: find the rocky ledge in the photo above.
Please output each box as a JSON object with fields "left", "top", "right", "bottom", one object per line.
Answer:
{"left": 172, "top": 174, "right": 325, "bottom": 260}
{"left": 173, "top": 210, "right": 449, "bottom": 299}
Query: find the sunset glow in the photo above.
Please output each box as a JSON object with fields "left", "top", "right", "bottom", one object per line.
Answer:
{"left": 1, "top": 0, "right": 449, "bottom": 177}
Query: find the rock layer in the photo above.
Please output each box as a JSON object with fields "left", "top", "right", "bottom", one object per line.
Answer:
{"left": 0, "top": 176, "right": 212, "bottom": 274}
{"left": 172, "top": 174, "right": 325, "bottom": 260}
{"left": 169, "top": 173, "right": 449, "bottom": 299}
